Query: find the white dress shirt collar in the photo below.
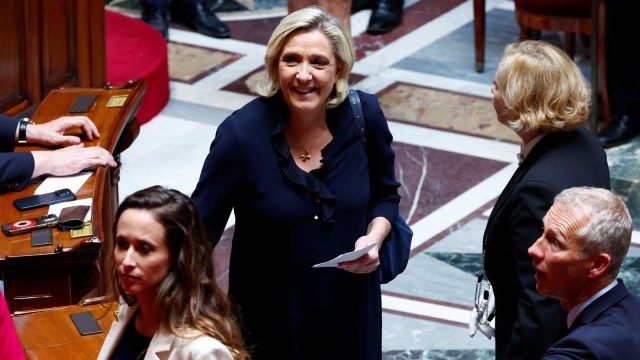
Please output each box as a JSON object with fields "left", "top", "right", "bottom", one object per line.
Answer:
{"left": 517, "top": 134, "right": 545, "bottom": 164}
{"left": 567, "top": 279, "right": 618, "bottom": 328}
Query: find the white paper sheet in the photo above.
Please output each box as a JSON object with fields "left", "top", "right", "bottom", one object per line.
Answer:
{"left": 48, "top": 198, "right": 93, "bottom": 222}
{"left": 312, "top": 243, "right": 377, "bottom": 268}
{"left": 34, "top": 172, "right": 93, "bottom": 195}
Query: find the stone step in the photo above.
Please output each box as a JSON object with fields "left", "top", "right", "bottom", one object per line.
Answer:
{"left": 606, "top": 136, "right": 640, "bottom": 229}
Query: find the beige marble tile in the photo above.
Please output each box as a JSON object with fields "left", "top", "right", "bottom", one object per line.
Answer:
{"left": 168, "top": 42, "right": 240, "bottom": 83}
{"left": 379, "top": 83, "right": 520, "bottom": 143}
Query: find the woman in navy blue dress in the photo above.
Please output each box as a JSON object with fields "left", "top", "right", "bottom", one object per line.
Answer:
{"left": 192, "top": 6, "right": 400, "bottom": 360}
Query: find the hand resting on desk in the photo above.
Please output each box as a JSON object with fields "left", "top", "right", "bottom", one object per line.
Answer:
{"left": 25, "top": 116, "right": 101, "bottom": 146}
{"left": 22, "top": 116, "right": 117, "bottom": 179}
{"left": 31, "top": 144, "right": 116, "bottom": 178}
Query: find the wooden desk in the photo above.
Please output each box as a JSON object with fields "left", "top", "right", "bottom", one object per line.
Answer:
{"left": 0, "top": 80, "right": 145, "bottom": 312}
{"left": 12, "top": 301, "right": 118, "bottom": 360}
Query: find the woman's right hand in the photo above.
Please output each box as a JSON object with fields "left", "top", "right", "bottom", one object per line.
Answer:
{"left": 338, "top": 235, "right": 381, "bottom": 274}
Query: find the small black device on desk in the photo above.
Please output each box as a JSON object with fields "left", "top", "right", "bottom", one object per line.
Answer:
{"left": 68, "top": 94, "right": 97, "bottom": 113}
{"left": 2, "top": 214, "right": 59, "bottom": 236}
{"left": 69, "top": 311, "right": 103, "bottom": 336}
{"left": 31, "top": 228, "right": 53, "bottom": 247}
{"left": 13, "top": 188, "right": 76, "bottom": 211}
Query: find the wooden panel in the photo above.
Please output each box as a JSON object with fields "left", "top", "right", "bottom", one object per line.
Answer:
{"left": 0, "top": 0, "right": 29, "bottom": 114}
{"left": 5, "top": 266, "right": 73, "bottom": 310}
{"left": 0, "top": 0, "right": 106, "bottom": 117}
{"left": 0, "top": 81, "right": 145, "bottom": 312}
{"left": 75, "top": 0, "right": 107, "bottom": 88}
{"left": 12, "top": 302, "right": 118, "bottom": 360}
{"left": 40, "top": 0, "right": 78, "bottom": 93}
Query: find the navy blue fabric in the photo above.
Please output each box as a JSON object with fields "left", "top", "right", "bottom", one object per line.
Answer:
{"left": 605, "top": 0, "right": 640, "bottom": 117}
{"left": 192, "top": 90, "right": 400, "bottom": 360}
{"left": 348, "top": 89, "right": 412, "bottom": 284}
{"left": 542, "top": 280, "right": 640, "bottom": 359}
{"left": 141, "top": 0, "right": 200, "bottom": 6}
{"left": 484, "top": 126, "right": 611, "bottom": 360}
{"left": 109, "top": 311, "right": 151, "bottom": 360}
{"left": 378, "top": 213, "right": 412, "bottom": 283}
{"left": 0, "top": 114, "right": 35, "bottom": 192}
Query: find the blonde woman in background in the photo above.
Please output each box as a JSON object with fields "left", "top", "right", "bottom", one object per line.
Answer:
{"left": 482, "top": 40, "right": 610, "bottom": 359}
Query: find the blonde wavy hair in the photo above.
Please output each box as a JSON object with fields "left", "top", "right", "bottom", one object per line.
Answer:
{"left": 495, "top": 40, "right": 591, "bottom": 133}
{"left": 257, "top": 5, "right": 355, "bottom": 108}
{"left": 114, "top": 186, "right": 249, "bottom": 360}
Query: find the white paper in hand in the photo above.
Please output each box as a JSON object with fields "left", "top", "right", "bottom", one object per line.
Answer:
{"left": 312, "top": 243, "right": 377, "bottom": 268}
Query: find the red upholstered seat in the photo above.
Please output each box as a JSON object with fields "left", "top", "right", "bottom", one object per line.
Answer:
{"left": 106, "top": 10, "right": 170, "bottom": 125}
{"left": 514, "top": 0, "right": 591, "bottom": 18}
{"left": 515, "top": 0, "right": 592, "bottom": 36}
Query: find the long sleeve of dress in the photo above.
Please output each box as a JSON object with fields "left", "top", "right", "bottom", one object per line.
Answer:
{"left": 357, "top": 90, "right": 400, "bottom": 223}
{"left": 191, "top": 116, "right": 246, "bottom": 246}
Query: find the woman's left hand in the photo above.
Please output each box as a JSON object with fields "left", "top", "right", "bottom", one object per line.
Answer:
{"left": 338, "top": 236, "right": 381, "bottom": 274}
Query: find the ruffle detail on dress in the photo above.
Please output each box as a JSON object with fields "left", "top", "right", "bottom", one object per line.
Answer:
{"left": 272, "top": 119, "right": 336, "bottom": 223}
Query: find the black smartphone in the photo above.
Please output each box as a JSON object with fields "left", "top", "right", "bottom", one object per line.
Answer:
{"left": 31, "top": 228, "right": 53, "bottom": 247}
{"left": 2, "top": 214, "right": 59, "bottom": 236}
{"left": 13, "top": 188, "right": 76, "bottom": 211}
{"left": 70, "top": 311, "right": 103, "bottom": 336}
{"left": 68, "top": 94, "right": 97, "bottom": 113}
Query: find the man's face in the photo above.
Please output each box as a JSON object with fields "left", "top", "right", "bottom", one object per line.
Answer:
{"left": 528, "top": 205, "right": 593, "bottom": 305}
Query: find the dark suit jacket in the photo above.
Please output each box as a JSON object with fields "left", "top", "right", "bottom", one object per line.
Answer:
{"left": 484, "top": 126, "right": 610, "bottom": 360}
{"left": 0, "top": 114, "right": 35, "bottom": 192}
{"left": 542, "top": 280, "right": 640, "bottom": 359}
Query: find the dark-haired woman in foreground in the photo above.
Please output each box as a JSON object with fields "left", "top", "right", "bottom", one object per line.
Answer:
{"left": 98, "top": 186, "right": 248, "bottom": 360}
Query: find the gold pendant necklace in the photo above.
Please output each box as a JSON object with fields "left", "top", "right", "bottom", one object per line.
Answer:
{"left": 300, "top": 149, "right": 311, "bottom": 162}
{"left": 287, "top": 125, "right": 328, "bottom": 162}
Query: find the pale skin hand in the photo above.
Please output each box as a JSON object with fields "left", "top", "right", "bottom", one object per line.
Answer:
{"left": 30, "top": 144, "right": 117, "bottom": 179}
{"left": 17, "top": 116, "right": 116, "bottom": 178}
{"left": 25, "top": 116, "right": 101, "bottom": 146}
{"left": 338, "top": 216, "right": 392, "bottom": 274}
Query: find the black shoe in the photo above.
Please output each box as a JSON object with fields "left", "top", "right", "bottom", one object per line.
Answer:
{"left": 171, "top": 1, "right": 230, "bottom": 39}
{"left": 366, "top": 0, "right": 404, "bottom": 35}
{"left": 597, "top": 114, "right": 640, "bottom": 148}
{"left": 142, "top": 4, "right": 169, "bottom": 40}
{"left": 352, "top": 0, "right": 374, "bottom": 14}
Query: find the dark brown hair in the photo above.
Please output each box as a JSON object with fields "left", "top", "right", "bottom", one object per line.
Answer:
{"left": 114, "top": 186, "right": 249, "bottom": 359}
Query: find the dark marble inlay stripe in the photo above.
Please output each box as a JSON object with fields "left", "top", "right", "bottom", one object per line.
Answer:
{"left": 429, "top": 252, "right": 640, "bottom": 297}
{"left": 353, "top": 0, "right": 465, "bottom": 60}
{"left": 382, "top": 349, "right": 495, "bottom": 360}
{"left": 382, "top": 290, "right": 470, "bottom": 310}
{"left": 428, "top": 253, "right": 482, "bottom": 277}
{"left": 382, "top": 308, "right": 466, "bottom": 329}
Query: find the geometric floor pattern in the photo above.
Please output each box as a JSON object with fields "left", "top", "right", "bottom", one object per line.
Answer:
{"left": 107, "top": 0, "right": 640, "bottom": 358}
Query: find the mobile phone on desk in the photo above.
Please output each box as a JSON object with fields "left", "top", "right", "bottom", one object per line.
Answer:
{"left": 13, "top": 188, "right": 76, "bottom": 211}
{"left": 31, "top": 228, "right": 53, "bottom": 247}
{"left": 2, "top": 214, "right": 59, "bottom": 236}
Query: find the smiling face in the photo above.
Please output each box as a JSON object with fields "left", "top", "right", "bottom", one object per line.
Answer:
{"left": 278, "top": 30, "right": 338, "bottom": 116}
{"left": 114, "top": 209, "right": 171, "bottom": 298}
{"left": 527, "top": 205, "right": 592, "bottom": 308}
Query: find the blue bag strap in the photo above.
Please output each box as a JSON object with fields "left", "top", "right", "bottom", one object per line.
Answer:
{"left": 349, "top": 89, "right": 367, "bottom": 146}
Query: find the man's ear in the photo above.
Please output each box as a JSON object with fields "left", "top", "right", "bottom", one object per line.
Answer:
{"left": 587, "top": 253, "right": 611, "bottom": 278}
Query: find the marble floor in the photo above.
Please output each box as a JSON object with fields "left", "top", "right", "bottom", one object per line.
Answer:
{"left": 108, "top": 0, "right": 640, "bottom": 358}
